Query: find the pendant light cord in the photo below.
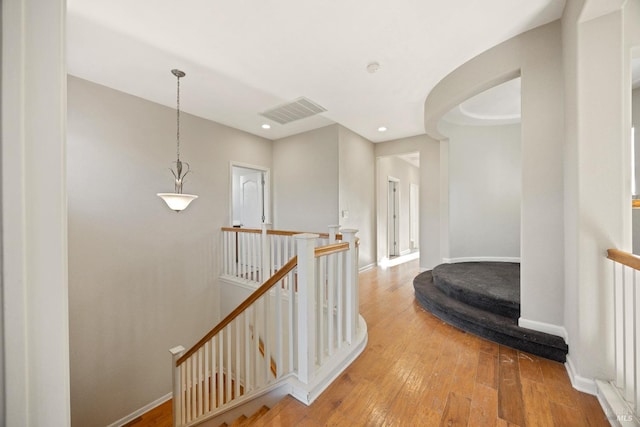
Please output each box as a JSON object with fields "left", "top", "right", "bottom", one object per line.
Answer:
{"left": 176, "top": 74, "right": 181, "bottom": 162}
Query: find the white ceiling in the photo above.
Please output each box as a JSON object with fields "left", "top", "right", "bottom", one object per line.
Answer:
{"left": 442, "top": 78, "right": 522, "bottom": 126}
{"left": 67, "top": 0, "right": 565, "bottom": 143}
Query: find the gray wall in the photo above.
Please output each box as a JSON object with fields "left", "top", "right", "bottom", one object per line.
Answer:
{"left": 273, "top": 125, "right": 340, "bottom": 232}
{"left": 272, "top": 124, "right": 376, "bottom": 269}
{"left": 561, "top": 0, "right": 640, "bottom": 383}
{"left": 425, "top": 21, "right": 566, "bottom": 337}
{"left": 338, "top": 126, "right": 376, "bottom": 269}
{"left": 440, "top": 122, "right": 521, "bottom": 260}
{"left": 67, "top": 76, "right": 272, "bottom": 426}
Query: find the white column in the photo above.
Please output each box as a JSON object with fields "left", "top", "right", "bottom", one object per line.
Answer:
{"left": 328, "top": 224, "right": 340, "bottom": 243}
{"left": 295, "top": 233, "right": 318, "bottom": 383}
{"left": 170, "top": 346, "right": 186, "bottom": 426}
{"left": 341, "top": 229, "right": 358, "bottom": 343}
{"left": 3, "top": 0, "right": 69, "bottom": 425}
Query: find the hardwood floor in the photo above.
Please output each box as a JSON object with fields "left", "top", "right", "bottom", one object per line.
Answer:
{"left": 132, "top": 260, "right": 609, "bottom": 426}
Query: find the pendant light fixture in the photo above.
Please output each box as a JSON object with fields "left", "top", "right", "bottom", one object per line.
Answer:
{"left": 157, "top": 69, "right": 198, "bottom": 212}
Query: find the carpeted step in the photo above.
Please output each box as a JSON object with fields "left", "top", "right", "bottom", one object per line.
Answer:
{"left": 414, "top": 270, "right": 568, "bottom": 362}
{"left": 432, "top": 262, "right": 520, "bottom": 319}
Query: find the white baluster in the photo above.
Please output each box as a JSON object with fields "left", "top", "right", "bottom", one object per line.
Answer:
{"left": 295, "top": 233, "right": 318, "bottom": 383}
{"left": 262, "top": 223, "right": 271, "bottom": 282}
{"left": 244, "top": 311, "right": 251, "bottom": 392}
{"left": 226, "top": 325, "right": 232, "bottom": 403}
{"left": 235, "top": 319, "right": 241, "bottom": 400}
{"left": 317, "top": 256, "right": 325, "bottom": 364}
{"left": 204, "top": 342, "right": 209, "bottom": 414}
{"left": 328, "top": 251, "right": 336, "bottom": 355}
{"left": 625, "top": 265, "right": 636, "bottom": 402}
{"left": 341, "top": 229, "right": 358, "bottom": 343}
{"left": 288, "top": 270, "right": 295, "bottom": 373}
{"left": 170, "top": 346, "right": 185, "bottom": 427}
{"left": 217, "top": 332, "right": 224, "bottom": 406}
{"left": 276, "top": 274, "right": 283, "bottom": 378}
{"left": 337, "top": 252, "right": 344, "bottom": 349}
{"left": 615, "top": 262, "right": 624, "bottom": 389}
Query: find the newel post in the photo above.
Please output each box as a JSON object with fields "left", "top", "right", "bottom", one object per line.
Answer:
{"left": 328, "top": 224, "right": 340, "bottom": 243}
{"left": 342, "top": 229, "right": 358, "bottom": 343}
{"left": 169, "top": 345, "right": 186, "bottom": 427}
{"left": 295, "top": 233, "right": 318, "bottom": 384}
{"left": 261, "top": 223, "right": 272, "bottom": 280}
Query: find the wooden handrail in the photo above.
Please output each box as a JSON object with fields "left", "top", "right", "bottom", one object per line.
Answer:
{"left": 221, "top": 227, "right": 261, "bottom": 234}
{"left": 315, "top": 242, "right": 349, "bottom": 258}
{"left": 177, "top": 255, "right": 298, "bottom": 366}
{"left": 221, "top": 226, "right": 342, "bottom": 241}
{"left": 607, "top": 249, "right": 640, "bottom": 271}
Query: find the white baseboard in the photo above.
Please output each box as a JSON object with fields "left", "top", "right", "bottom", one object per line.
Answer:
{"left": 442, "top": 256, "right": 521, "bottom": 263}
{"left": 565, "top": 355, "right": 597, "bottom": 395}
{"left": 596, "top": 379, "right": 640, "bottom": 426}
{"left": 107, "top": 392, "right": 172, "bottom": 427}
{"left": 359, "top": 263, "right": 376, "bottom": 272}
{"left": 518, "top": 318, "right": 568, "bottom": 341}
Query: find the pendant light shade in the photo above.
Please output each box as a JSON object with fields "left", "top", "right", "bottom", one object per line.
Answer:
{"left": 157, "top": 69, "right": 198, "bottom": 212}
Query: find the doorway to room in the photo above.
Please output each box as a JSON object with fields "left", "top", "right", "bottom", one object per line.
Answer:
{"left": 230, "top": 163, "right": 270, "bottom": 228}
{"left": 376, "top": 152, "right": 420, "bottom": 267}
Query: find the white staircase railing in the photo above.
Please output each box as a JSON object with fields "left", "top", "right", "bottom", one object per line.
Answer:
{"left": 601, "top": 249, "right": 640, "bottom": 425}
{"left": 221, "top": 224, "right": 340, "bottom": 284}
{"left": 171, "top": 227, "right": 362, "bottom": 427}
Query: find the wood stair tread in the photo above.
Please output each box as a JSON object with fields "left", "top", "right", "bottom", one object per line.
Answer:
{"left": 229, "top": 414, "right": 247, "bottom": 426}
{"left": 226, "top": 405, "right": 270, "bottom": 427}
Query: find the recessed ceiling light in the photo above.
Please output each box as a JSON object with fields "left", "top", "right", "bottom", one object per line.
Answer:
{"left": 378, "top": 126, "right": 387, "bottom": 132}
{"left": 261, "top": 124, "right": 271, "bottom": 129}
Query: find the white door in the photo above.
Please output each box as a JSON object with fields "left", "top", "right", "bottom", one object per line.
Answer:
{"left": 388, "top": 180, "right": 400, "bottom": 257}
{"left": 240, "top": 172, "right": 264, "bottom": 228}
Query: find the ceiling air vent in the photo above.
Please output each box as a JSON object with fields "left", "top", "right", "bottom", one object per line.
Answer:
{"left": 260, "top": 97, "right": 327, "bottom": 125}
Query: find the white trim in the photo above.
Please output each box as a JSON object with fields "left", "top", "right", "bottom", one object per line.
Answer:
{"left": 565, "top": 355, "right": 597, "bottom": 395}
{"left": 289, "top": 315, "right": 368, "bottom": 405}
{"left": 595, "top": 379, "right": 640, "bottom": 426}
{"left": 359, "top": 263, "right": 376, "bottom": 272}
{"left": 442, "top": 256, "right": 521, "bottom": 263}
{"left": 107, "top": 392, "right": 172, "bottom": 427}
{"left": 518, "top": 318, "right": 568, "bottom": 341}
{"left": 229, "top": 161, "right": 271, "bottom": 226}
{"left": 378, "top": 251, "right": 420, "bottom": 269}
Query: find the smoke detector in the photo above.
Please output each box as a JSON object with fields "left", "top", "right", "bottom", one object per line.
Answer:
{"left": 367, "top": 62, "right": 380, "bottom": 74}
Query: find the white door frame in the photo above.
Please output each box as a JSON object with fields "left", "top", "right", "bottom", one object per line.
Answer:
{"left": 229, "top": 162, "right": 271, "bottom": 226}
{"left": 388, "top": 177, "right": 400, "bottom": 257}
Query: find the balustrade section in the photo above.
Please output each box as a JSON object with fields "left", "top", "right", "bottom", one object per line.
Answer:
{"left": 171, "top": 227, "right": 361, "bottom": 426}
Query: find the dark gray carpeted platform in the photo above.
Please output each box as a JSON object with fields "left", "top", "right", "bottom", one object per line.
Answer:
{"left": 414, "top": 263, "right": 568, "bottom": 362}
{"left": 432, "top": 262, "right": 520, "bottom": 319}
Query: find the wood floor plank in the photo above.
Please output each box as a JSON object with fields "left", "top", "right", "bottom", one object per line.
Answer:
{"left": 477, "top": 351, "right": 499, "bottom": 389}
{"left": 537, "top": 357, "right": 581, "bottom": 408}
{"left": 134, "top": 260, "right": 608, "bottom": 427}
{"left": 439, "top": 392, "right": 471, "bottom": 427}
{"left": 550, "top": 401, "right": 591, "bottom": 427}
{"left": 497, "top": 346, "right": 526, "bottom": 426}
{"left": 521, "top": 378, "right": 554, "bottom": 427}
{"left": 468, "top": 383, "right": 498, "bottom": 427}
{"left": 517, "top": 351, "right": 544, "bottom": 383}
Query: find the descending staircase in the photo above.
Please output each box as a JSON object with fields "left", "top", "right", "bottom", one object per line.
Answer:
{"left": 413, "top": 262, "right": 568, "bottom": 362}
{"left": 219, "top": 405, "right": 270, "bottom": 427}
